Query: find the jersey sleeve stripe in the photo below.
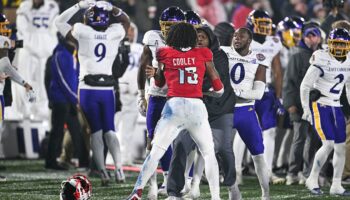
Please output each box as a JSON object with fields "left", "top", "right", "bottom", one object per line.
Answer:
{"left": 313, "top": 64, "right": 324, "bottom": 77}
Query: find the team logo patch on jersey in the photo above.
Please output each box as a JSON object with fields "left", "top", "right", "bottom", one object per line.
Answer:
{"left": 256, "top": 53, "right": 266, "bottom": 61}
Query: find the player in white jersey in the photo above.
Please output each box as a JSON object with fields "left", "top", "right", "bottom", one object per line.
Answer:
{"left": 55, "top": 0, "right": 130, "bottom": 186}
{"left": 301, "top": 28, "right": 350, "bottom": 196}
{"left": 0, "top": 13, "right": 35, "bottom": 182}
{"left": 233, "top": 10, "right": 285, "bottom": 184}
{"left": 222, "top": 27, "right": 270, "bottom": 200}
{"left": 115, "top": 22, "right": 143, "bottom": 165}
{"left": 136, "top": 7, "right": 185, "bottom": 199}
{"left": 12, "top": 0, "right": 58, "bottom": 120}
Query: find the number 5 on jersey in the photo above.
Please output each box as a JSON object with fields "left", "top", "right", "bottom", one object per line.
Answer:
{"left": 179, "top": 67, "right": 198, "bottom": 84}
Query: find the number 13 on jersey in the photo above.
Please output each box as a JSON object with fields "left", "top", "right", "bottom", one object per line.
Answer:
{"left": 179, "top": 67, "right": 198, "bottom": 84}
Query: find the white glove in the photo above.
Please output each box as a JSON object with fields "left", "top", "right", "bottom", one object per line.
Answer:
{"left": 78, "top": 0, "right": 96, "bottom": 9}
{"left": 233, "top": 88, "right": 242, "bottom": 97}
{"left": 27, "top": 90, "right": 36, "bottom": 103}
{"left": 137, "top": 90, "right": 147, "bottom": 117}
{"left": 302, "top": 108, "right": 313, "bottom": 125}
{"left": 96, "top": 1, "right": 113, "bottom": 11}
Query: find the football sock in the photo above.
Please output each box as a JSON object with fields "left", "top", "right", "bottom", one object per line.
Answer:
{"left": 252, "top": 154, "right": 270, "bottom": 197}
{"left": 263, "top": 127, "right": 277, "bottom": 173}
{"left": 332, "top": 142, "right": 346, "bottom": 189}
{"left": 104, "top": 130, "right": 122, "bottom": 169}
{"left": 134, "top": 145, "right": 165, "bottom": 189}
{"left": 308, "top": 140, "right": 334, "bottom": 188}
{"left": 91, "top": 130, "right": 105, "bottom": 171}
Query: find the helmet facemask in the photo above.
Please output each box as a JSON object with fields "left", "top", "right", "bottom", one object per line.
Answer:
{"left": 159, "top": 20, "right": 182, "bottom": 39}
{"left": 328, "top": 39, "right": 350, "bottom": 58}
{"left": 0, "top": 20, "right": 11, "bottom": 37}
{"left": 253, "top": 18, "right": 272, "bottom": 36}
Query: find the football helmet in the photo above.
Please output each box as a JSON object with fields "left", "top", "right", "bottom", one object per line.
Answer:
{"left": 328, "top": 28, "right": 350, "bottom": 58}
{"left": 277, "top": 16, "right": 304, "bottom": 48}
{"left": 246, "top": 10, "right": 272, "bottom": 36}
{"left": 185, "top": 10, "right": 202, "bottom": 28}
{"left": 84, "top": 5, "right": 110, "bottom": 30}
{"left": 0, "top": 14, "right": 11, "bottom": 37}
{"left": 60, "top": 174, "right": 92, "bottom": 200}
{"left": 159, "top": 6, "right": 185, "bottom": 38}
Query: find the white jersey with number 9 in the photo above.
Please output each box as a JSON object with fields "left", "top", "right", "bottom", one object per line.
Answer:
{"left": 72, "top": 23, "right": 125, "bottom": 87}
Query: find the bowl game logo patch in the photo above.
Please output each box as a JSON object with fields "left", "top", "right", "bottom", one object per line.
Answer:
{"left": 256, "top": 53, "right": 266, "bottom": 61}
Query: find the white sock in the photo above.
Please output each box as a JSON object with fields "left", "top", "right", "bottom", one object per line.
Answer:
{"left": 308, "top": 140, "right": 334, "bottom": 188}
{"left": 185, "top": 149, "right": 196, "bottom": 179}
{"left": 91, "top": 130, "right": 105, "bottom": 171}
{"left": 134, "top": 145, "right": 165, "bottom": 189}
{"left": 233, "top": 132, "right": 246, "bottom": 173}
{"left": 276, "top": 128, "right": 293, "bottom": 168}
{"left": 192, "top": 150, "right": 204, "bottom": 190}
{"left": 200, "top": 149, "right": 220, "bottom": 200}
{"left": 252, "top": 154, "right": 270, "bottom": 197}
{"left": 263, "top": 127, "right": 276, "bottom": 173}
{"left": 162, "top": 171, "right": 168, "bottom": 186}
{"left": 332, "top": 142, "right": 346, "bottom": 189}
{"left": 104, "top": 130, "right": 122, "bottom": 169}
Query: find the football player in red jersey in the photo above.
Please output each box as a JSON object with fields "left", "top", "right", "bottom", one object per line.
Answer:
{"left": 127, "top": 22, "right": 223, "bottom": 200}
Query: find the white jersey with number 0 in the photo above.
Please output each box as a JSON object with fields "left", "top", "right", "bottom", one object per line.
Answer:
{"left": 221, "top": 46, "right": 269, "bottom": 105}
{"left": 142, "top": 30, "right": 167, "bottom": 97}
{"left": 310, "top": 49, "right": 350, "bottom": 106}
{"left": 71, "top": 23, "right": 125, "bottom": 89}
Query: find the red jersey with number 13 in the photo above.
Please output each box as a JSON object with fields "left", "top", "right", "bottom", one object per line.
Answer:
{"left": 157, "top": 46, "right": 213, "bottom": 98}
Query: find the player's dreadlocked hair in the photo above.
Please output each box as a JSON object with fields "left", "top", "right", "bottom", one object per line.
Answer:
{"left": 166, "top": 22, "right": 197, "bottom": 49}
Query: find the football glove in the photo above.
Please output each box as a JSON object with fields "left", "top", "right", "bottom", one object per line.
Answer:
{"left": 302, "top": 108, "right": 313, "bottom": 125}
{"left": 275, "top": 98, "right": 286, "bottom": 116}
{"left": 78, "top": 0, "right": 96, "bottom": 9}
{"left": 96, "top": 1, "right": 113, "bottom": 11}
{"left": 27, "top": 90, "right": 36, "bottom": 103}
{"left": 137, "top": 90, "right": 147, "bottom": 117}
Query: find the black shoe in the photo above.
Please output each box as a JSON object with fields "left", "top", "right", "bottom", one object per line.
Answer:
{"left": 0, "top": 175, "right": 6, "bottom": 182}
{"left": 45, "top": 163, "right": 68, "bottom": 170}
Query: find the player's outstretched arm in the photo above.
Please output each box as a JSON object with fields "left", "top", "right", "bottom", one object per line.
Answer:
{"left": 204, "top": 61, "right": 224, "bottom": 97}
{"left": 55, "top": 0, "right": 95, "bottom": 43}
{"left": 235, "top": 64, "right": 266, "bottom": 100}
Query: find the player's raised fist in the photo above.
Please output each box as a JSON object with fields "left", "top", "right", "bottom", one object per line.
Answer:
{"left": 96, "top": 1, "right": 113, "bottom": 11}
{"left": 78, "top": 0, "right": 96, "bottom": 9}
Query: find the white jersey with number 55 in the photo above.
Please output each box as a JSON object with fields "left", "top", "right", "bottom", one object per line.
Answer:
{"left": 72, "top": 23, "right": 125, "bottom": 88}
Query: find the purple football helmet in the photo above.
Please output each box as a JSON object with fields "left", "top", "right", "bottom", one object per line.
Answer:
{"left": 85, "top": 5, "right": 110, "bottom": 29}
{"left": 159, "top": 6, "right": 185, "bottom": 38}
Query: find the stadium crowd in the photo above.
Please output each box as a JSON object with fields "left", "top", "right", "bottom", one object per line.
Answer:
{"left": 1, "top": 0, "right": 350, "bottom": 200}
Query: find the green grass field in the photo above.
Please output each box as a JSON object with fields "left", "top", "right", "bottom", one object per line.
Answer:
{"left": 0, "top": 159, "right": 349, "bottom": 200}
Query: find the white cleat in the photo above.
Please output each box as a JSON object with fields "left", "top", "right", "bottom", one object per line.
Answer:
{"left": 158, "top": 184, "right": 168, "bottom": 196}
{"left": 181, "top": 178, "right": 192, "bottom": 195}
{"left": 271, "top": 174, "right": 285, "bottom": 185}
{"left": 166, "top": 196, "right": 184, "bottom": 200}
{"left": 228, "top": 184, "right": 242, "bottom": 200}
{"left": 183, "top": 186, "right": 200, "bottom": 199}
{"left": 115, "top": 168, "right": 126, "bottom": 183}
{"left": 147, "top": 182, "right": 158, "bottom": 200}
{"left": 285, "top": 174, "right": 298, "bottom": 185}
{"left": 330, "top": 186, "right": 350, "bottom": 196}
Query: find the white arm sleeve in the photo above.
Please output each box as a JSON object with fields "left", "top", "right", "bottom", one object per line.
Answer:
{"left": 0, "top": 57, "right": 25, "bottom": 86}
{"left": 300, "top": 66, "right": 321, "bottom": 110}
{"left": 55, "top": 4, "right": 80, "bottom": 37}
{"left": 238, "top": 81, "right": 266, "bottom": 100}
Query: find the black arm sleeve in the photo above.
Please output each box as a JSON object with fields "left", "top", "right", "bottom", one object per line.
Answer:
{"left": 112, "top": 38, "right": 130, "bottom": 79}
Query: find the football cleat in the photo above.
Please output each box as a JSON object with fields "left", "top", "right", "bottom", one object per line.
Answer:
{"left": 158, "top": 184, "right": 167, "bottom": 196}
{"left": 330, "top": 186, "right": 350, "bottom": 196}
{"left": 285, "top": 174, "right": 298, "bottom": 185}
{"left": 115, "top": 168, "right": 126, "bottom": 183}
{"left": 100, "top": 170, "right": 110, "bottom": 187}
{"left": 126, "top": 189, "right": 143, "bottom": 200}
{"left": 271, "top": 174, "right": 285, "bottom": 185}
